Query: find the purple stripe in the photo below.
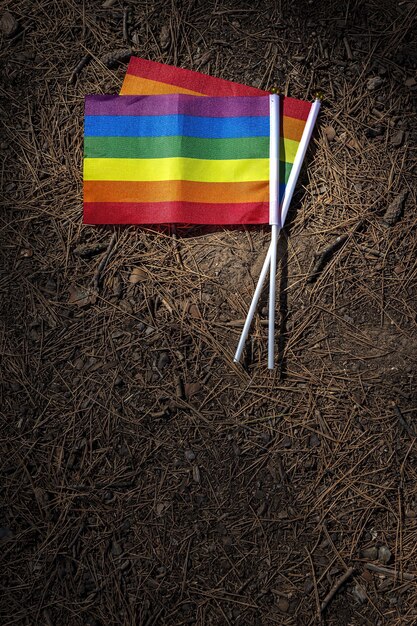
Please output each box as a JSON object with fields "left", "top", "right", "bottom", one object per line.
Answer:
{"left": 85, "top": 94, "right": 270, "bottom": 118}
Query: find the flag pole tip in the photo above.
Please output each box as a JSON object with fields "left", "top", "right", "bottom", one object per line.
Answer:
{"left": 270, "top": 85, "right": 281, "bottom": 95}
{"left": 312, "top": 89, "right": 324, "bottom": 101}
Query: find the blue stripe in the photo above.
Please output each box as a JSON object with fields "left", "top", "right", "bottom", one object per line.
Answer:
{"left": 85, "top": 114, "right": 269, "bottom": 139}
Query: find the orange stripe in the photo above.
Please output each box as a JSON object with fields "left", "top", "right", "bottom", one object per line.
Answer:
{"left": 283, "top": 116, "right": 306, "bottom": 142}
{"left": 120, "top": 74, "right": 204, "bottom": 96}
{"left": 84, "top": 179, "right": 268, "bottom": 204}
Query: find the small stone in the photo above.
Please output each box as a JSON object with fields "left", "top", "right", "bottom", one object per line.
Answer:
{"left": 185, "top": 449, "right": 196, "bottom": 461}
{"left": 309, "top": 433, "right": 320, "bottom": 447}
{"left": 277, "top": 597, "right": 289, "bottom": 612}
{"left": 111, "top": 540, "right": 123, "bottom": 556}
{"left": 156, "top": 502, "right": 167, "bottom": 516}
{"left": 282, "top": 435, "right": 292, "bottom": 448}
{"left": 405, "top": 77, "right": 416, "bottom": 88}
{"left": 120, "top": 559, "right": 130, "bottom": 571}
{"left": 119, "top": 299, "right": 133, "bottom": 314}
{"left": 324, "top": 125, "right": 336, "bottom": 141}
{"left": 0, "top": 11, "right": 19, "bottom": 37}
{"left": 157, "top": 351, "right": 170, "bottom": 370}
{"left": 103, "top": 490, "right": 114, "bottom": 503}
{"left": 378, "top": 545, "right": 391, "bottom": 564}
{"left": 20, "top": 248, "right": 33, "bottom": 258}
{"left": 367, "top": 76, "right": 384, "bottom": 91}
{"left": 390, "top": 129, "right": 404, "bottom": 147}
{"left": 352, "top": 583, "right": 367, "bottom": 604}
{"left": 361, "top": 546, "right": 378, "bottom": 560}
{"left": 365, "top": 125, "right": 383, "bottom": 138}
{"left": 0, "top": 528, "right": 13, "bottom": 541}
{"left": 160, "top": 24, "right": 170, "bottom": 49}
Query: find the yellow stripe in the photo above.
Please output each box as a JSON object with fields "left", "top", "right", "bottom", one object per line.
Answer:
{"left": 84, "top": 157, "right": 270, "bottom": 183}
{"left": 120, "top": 74, "right": 204, "bottom": 96}
{"left": 280, "top": 137, "right": 298, "bottom": 163}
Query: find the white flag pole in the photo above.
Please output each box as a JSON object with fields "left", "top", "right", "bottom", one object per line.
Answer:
{"left": 268, "top": 94, "right": 281, "bottom": 369}
{"left": 233, "top": 244, "right": 272, "bottom": 363}
{"left": 233, "top": 97, "right": 321, "bottom": 365}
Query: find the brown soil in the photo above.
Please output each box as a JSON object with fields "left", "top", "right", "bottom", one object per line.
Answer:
{"left": 1, "top": 1, "right": 417, "bottom": 625}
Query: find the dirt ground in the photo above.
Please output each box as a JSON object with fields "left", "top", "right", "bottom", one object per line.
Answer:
{"left": 1, "top": 0, "right": 417, "bottom": 624}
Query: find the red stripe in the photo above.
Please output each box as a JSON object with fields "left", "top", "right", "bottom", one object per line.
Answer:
{"left": 125, "top": 57, "right": 312, "bottom": 120}
{"left": 126, "top": 57, "right": 266, "bottom": 97}
{"left": 282, "top": 97, "right": 311, "bottom": 121}
{"left": 84, "top": 201, "right": 269, "bottom": 225}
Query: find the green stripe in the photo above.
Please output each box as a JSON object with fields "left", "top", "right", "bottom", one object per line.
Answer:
{"left": 85, "top": 135, "right": 269, "bottom": 161}
{"left": 281, "top": 161, "right": 292, "bottom": 184}
{"left": 85, "top": 136, "right": 292, "bottom": 182}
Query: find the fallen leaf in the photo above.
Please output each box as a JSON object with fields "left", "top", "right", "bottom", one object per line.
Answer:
{"left": 347, "top": 136, "right": 361, "bottom": 150}
{"left": 129, "top": 267, "right": 147, "bottom": 284}
{"left": 68, "top": 284, "right": 96, "bottom": 307}
{"left": 184, "top": 382, "right": 201, "bottom": 398}
{"left": 188, "top": 303, "right": 200, "bottom": 318}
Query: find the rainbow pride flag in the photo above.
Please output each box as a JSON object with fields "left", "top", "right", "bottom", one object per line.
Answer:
{"left": 83, "top": 57, "right": 312, "bottom": 225}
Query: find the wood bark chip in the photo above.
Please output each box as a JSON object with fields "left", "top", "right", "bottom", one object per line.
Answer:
{"left": 70, "top": 54, "right": 92, "bottom": 83}
{"left": 308, "top": 220, "right": 364, "bottom": 283}
{"left": 74, "top": 241, "right": 108, "bottom": 258}
{"left": 123, "top": 7, "right": 129, "bottom": 43}
{"left": 92, "top": 233, "right": 117, "bottom": 291}
{"left": 100, "top": 48, "right": 131, "bottom": 68}
{"left": 365, "top": 563, "right": 415, "bottom": 581}
{"left": 383, "top": 191, "right": 407, "bottom": 226}
{"left": 307, "top": 234, "right": 348, "bottom": 283}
